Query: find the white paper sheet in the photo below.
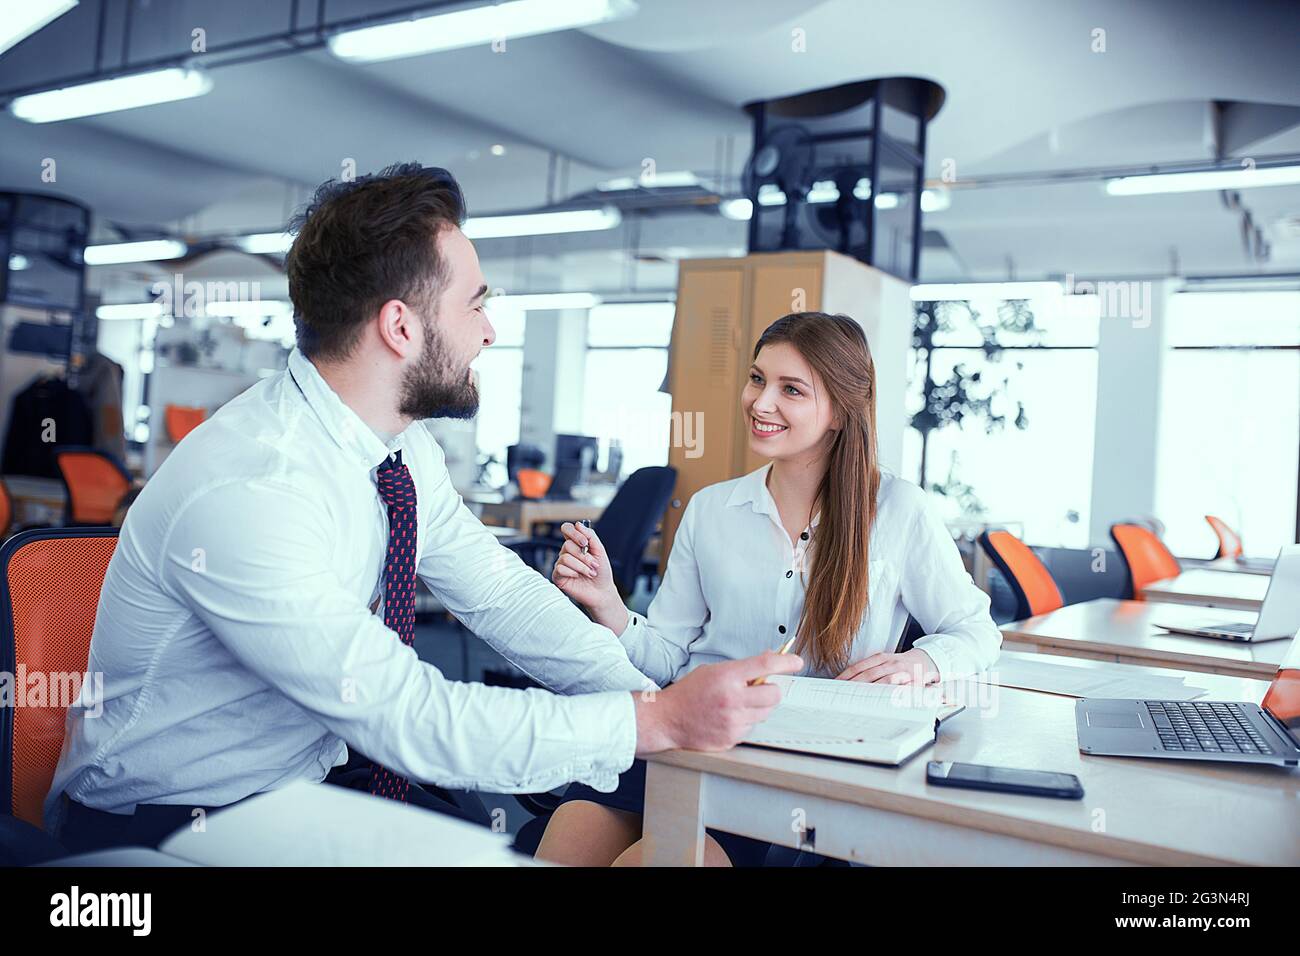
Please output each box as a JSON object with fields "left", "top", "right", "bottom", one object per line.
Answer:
{"left": 976, "top": 653, "right": 1208, "bottom": 700}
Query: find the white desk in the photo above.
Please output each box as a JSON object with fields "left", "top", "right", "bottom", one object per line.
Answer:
{"left": 1186, "top": 556, "right": 1276, "bottom": 577}
{"left": 642, "top": 678, "right": 1298, "bottom": 867}
{"left": 38, "top": 848, "right": 198, "bottom": 867}
{"left": 1140, "top": 569, "right": 1269, "bottom": 611}
{"left": 1000, "top": 598, "right": 1287, "bottom": 680}
{"left": 3, "top": 474, "right": 65, "bottom": 526}
{"left": 158, "top": 781, "right": 526, "bottom": 866}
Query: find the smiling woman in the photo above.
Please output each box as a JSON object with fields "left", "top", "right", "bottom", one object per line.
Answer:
{"left": 534, "top": 310, "right": 1002, "bottom": 867}
{"left": 742, "top": 312, "right": 883, "bottom": 675}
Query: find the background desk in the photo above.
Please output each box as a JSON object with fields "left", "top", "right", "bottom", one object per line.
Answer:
{"left": 477, "top": 499, "right": 607, "bottom": 538}
{"left": 1140, "top": 569, "right": 1269, "bottom": 611}
{"left": 1000, "top": 598, "right": 1285, "bottom": 679}
{"left": 643, "top": 679, "right": 1297, "bottom": 867}
{"left": 3, "top": 475, "right": 65, "bottom": 525}
{"left": 1188, "top": 556, "right": 1275, "bottom": 577}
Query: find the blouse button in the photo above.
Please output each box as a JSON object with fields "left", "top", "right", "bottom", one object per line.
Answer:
{"left": 801, "top": 531, "right": 809, "bottom": 540}
{"left": 778, "top": 625, "right": 787, "bottom": 634}
{"left": 785, "top": 570, "right": 793, "bottom": 578}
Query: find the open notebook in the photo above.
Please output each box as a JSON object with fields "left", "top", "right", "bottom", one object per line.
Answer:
{"left": 743, "top": 675, "right": 963, "bottom": 766}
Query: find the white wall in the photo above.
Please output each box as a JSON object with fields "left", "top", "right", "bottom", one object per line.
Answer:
{"left": 518, "top": 308, "right": 588, "bottom": 466}
{"left": 1087, "top": 279, "right": 1176, "bottom": 547}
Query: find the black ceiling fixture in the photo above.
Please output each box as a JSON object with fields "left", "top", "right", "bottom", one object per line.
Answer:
{"left": 742, "top": 77, "right": 945, "bottom": 282}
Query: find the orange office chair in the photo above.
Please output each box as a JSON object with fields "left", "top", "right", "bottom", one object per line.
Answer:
{"left": 1110, "top": 522, "right": 1181, "bottom": 599}
{"left": 54, "top": 447, "right": 134, "bottom": 526}
{"left": 516, "top": 468, "right": 552, "bottom": 500}
{"left": 977, "top": 530, "right": 1065, "bottom": 621}
{"left": 1205, "top": 515, "right": 1243, "bottom": 560}
{"left": 0, "top": 527, "right": 117, "bottom": 862}
{"left": 164, "top": 404, "right": 206, "bottom": 443}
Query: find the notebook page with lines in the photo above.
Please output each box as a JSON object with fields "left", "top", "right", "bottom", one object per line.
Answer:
{"left": 743, "top": 675, "right": 960, "bottom": 766}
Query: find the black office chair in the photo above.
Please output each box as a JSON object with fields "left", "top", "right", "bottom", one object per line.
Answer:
{"left": 506, "top": 467, "right": 676, "bottom": 831}
{"left": 508, "top": 465, "right": 677, "bottom": 597}
{"left": 505, "top": 443, "right": 546, "bottom": 482}
{"left": 895, "top": 614, "right": 925, "bottom": 653}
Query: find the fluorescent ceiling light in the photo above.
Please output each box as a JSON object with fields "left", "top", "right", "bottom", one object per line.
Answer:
{"left": 757, "top": 183, "right": 786, "bottom": 206}
{"left": 910, "top": 281, "right": 1063, "bottom": 302}
{"left": 463, "top": 207, "right": 621, "bottom": 240}
{"left": 84, "top": 239, "right": 188, "bottom": 266}
{"left": 806, "top": 180, "right": 839, "bottom": 204}
{"left": 329, "top": 0, "right": 638, "bottom": 63}
{"left": 719, "top": 198, "right": 753, "bottom": 221}
{"left": 723, "top": 184, "right": 949, "bottom": 220}
{"left": 0, "top": 0, "right": 77, "bottom": 58}
{"left": 9, "top": 67, "right": 213, "bottom": 123}
{"left": 920, "top": 189, "right": 951, "bottom": 212}
{"left": 204, "top": 300, "right": 292, "bottom": 319}
{"left": 598, "top": 171, "right": 700, "bottom": 191}
{"left": 486, "top": 292, "right": 602, "bottom": 311}
{"left": 8, "top": 254, "right": 30, "bottom": 271}
{"left": 96, "top": 302, "right": 166, "bottom": 321}
{"left": 1106, "top": 165, "right": 1300, "bottom": 196}
{"left": 236, "top": 232, "right": 294, "bottom": 255}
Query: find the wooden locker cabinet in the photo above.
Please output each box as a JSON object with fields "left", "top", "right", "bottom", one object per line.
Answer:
{"left": 660, "top": 251, "right": 910, "bottom": 572}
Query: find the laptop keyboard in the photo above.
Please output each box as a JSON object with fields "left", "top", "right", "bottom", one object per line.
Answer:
{"left": 1145, "top": 701, "right": 1275, "bottom": 755}
{"left": 1210, "top": 623, "right": 1255, "bottom": 635}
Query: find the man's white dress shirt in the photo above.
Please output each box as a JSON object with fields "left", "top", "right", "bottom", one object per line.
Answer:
{"left": 615, "top": 464, "right": 1002, "bottom": 687}
{"left": 45, "top": 347, "right": 653, "bottom": 833}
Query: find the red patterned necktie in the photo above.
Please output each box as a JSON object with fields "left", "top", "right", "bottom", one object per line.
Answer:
{"left": 368, "top": 448, "right": 418, "bottom": 801}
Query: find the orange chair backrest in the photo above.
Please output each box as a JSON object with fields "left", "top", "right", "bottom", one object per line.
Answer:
{"left": 516, "top": 468, "right": 552, "bottom": 500}
{"left": 55, "top": 451, "right": 131, "bottom": 525}
{"left": 1110, "top": 523, "right": 1181, "bottom": 595}
{"left": 165, "top": 404, "right": 206, "bottom": 443}
{"left": 1205, "top": 515, "right": 1243, "bottom": 560}
{"left": 1, "top": 530, "right": 117, "bottom": 826}
{"left": 980, "top": 530, "right": 1064, "bottom": 619}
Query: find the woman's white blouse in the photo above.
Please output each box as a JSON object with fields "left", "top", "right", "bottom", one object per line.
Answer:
{"left": 616, "top": 464, "right": 1002, "bottom": 686}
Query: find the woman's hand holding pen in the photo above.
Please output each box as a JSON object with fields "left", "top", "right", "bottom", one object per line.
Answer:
{"left": 552, "top": 521, "right": 627, "bottom": 634}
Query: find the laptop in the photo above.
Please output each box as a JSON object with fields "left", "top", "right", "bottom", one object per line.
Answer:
{"left": 1075, "top": 639, "right": 1300, "bottom": 766}
{"left": 1154, "top": 544, "right": 1300, "bottom": 642}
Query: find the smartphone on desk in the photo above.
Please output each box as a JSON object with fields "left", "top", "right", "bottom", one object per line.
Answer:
{"left": 926, "top": 760, "right": 1084, "bottom": 799}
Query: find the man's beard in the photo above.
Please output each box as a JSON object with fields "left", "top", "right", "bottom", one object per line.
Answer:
{"left": 398, "top": 318, "right": 479, "bottom": 421}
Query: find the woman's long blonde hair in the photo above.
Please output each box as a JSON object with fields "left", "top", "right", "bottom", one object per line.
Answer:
{"left": 753, "top": 311, "right": 880, "bottom": 674}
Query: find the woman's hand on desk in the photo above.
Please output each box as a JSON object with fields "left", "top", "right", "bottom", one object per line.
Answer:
{"left": 553, "top": 521, "right": 626, "bottom": 632}
{"left": 835, "top": 648, "right": 938, "bottom": 686}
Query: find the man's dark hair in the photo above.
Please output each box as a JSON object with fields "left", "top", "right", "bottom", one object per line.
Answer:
{"left": 286, "top": 162, "right": 466, "bottom": 361}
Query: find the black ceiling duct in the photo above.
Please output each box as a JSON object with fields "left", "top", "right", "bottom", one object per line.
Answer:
{"left": 742, "top": 77, "right": 945, "bottom": 282}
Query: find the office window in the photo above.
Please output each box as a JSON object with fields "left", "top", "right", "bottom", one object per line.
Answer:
{"left": 1155, "top": 291, "right": 1300, "bottom": 558}
{"left": 582, "top": 303, "right": 674, "bottom": 477}
{"left": 472, "top": 309, "right": 526, "bottom": 468}
{"left": 903, "top": 293, "right": 1100, "bottom": 547}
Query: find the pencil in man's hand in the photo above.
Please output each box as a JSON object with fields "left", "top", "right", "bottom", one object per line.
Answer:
{"left": 750, "top": 635, "right": 797, "bottom": 685}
